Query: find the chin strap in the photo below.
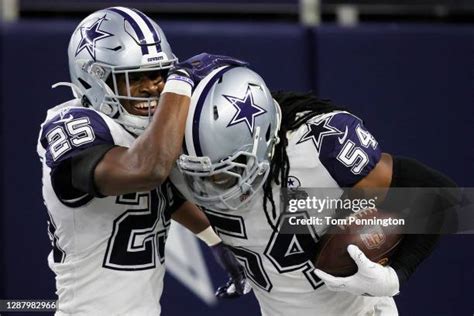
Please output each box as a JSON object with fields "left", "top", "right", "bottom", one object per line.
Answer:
{"left": 114, "top": 104, "right": 152, "bottom": 136}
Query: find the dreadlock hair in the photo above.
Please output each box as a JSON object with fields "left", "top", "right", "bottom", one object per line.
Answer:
{"left": 263, "top": 91, "right": 346, "bottom": 218}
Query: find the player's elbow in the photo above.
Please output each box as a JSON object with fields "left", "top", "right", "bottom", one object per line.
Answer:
{"left": 141, "top": 164, "right": 168, "bottom": 188}
{"left": 122, "top": 162, "right": 167, "bottom": 191}
{"left": 127, "top": 142, "right": 178, "bottom": 189}
{"left": 151, "top": 151, "right": 178, "bottom": 182}
{"left": 128, "top": 148, "right": 176, "bottom": 186}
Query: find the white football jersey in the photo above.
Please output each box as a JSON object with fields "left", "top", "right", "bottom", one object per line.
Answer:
{"left": 201, "top": 111, "right": 397, "bottom": 316}
{"left": 37, "top": 100, "right": 182, "bottom": 316}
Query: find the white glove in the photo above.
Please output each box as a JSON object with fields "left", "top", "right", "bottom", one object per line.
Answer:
{"left": 315, "top": 244, "right": 400, "bottom": 297}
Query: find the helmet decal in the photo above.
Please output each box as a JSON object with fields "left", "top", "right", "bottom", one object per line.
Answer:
{"left": 130, "top": 8, "right": 162, "bottom": 53}
{"left": 108, "top": 7, "right": 162, "bottom": 55}
{"left": 224, "top": 85, "right": 267, "bottom": 135}
{"left": 192, "top": 66, "right": 235, "bottom": 156}
{"left": 75, "top": 15, "right": 113, "bottom": 60}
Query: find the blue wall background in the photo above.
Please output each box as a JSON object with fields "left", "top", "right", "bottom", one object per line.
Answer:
{"left": 0, "top": 20, "right": 473, "bottom": 315}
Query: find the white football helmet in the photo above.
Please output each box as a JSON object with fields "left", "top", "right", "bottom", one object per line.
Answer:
{"left": 64, "top": 6, "right": 177, "bottom": 135}
{"left": 177, "top": 66, "right": 281, "bottom": 211}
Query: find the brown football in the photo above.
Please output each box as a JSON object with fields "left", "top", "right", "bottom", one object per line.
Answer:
{"left": 313, "top": 208, "right": 403, "bottom": 277}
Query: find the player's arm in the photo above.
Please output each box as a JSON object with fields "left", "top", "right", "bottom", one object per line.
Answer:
{"left": 94, "top": 92, "right": 190, "bottom": 196}
{"left": 171, "top": 201, "right": 247, "bottom": 295}
{"left": 336, "top": 153, "right": 453, "bottom": 293}
{"left": 314, "top": 113, "right": 460, "bottom": 296}
{"left": 352, "top": 153, "right": 459, "bottom": 283}
{"left": 319, "top": 154, "right": 459, "bottom": 296}
{"left": 375, "top": 156, "right": 459, "bottom": 284}
{"left": 351, "top": 152, "right": 392, "bottom": 201}
{"left": 172, "top": 201, "right": 215, "bottom": 235}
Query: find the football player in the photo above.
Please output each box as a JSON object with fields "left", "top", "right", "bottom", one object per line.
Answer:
{"left": 37, "top": 8, "right": 244, "bottom": 315}
{"left": 174, "top": 63, "right": 459, "bottom": 315}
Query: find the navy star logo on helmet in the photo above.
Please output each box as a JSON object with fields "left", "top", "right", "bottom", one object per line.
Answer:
{"left": 224, "top": 86, "right": 267, "bottom": 135}
{"left": 75, "top": 15, "right": 113, "bottom": 60}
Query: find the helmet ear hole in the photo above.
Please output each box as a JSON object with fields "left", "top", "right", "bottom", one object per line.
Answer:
{"left": 213, "top": 105, "right": 219, "bottom": 120}
{"left": 265, "top": 124, "right": 271, "bottom": 141}
{"left": 78, "top": 77, "right": 91, "bottom": 89}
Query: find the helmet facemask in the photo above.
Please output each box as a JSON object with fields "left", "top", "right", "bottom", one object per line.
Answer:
{"left": 78, "top": 59, "right": 175, "bottom": 135}
{"left": 178, "top": 126, "right": 276, "bottom": 211}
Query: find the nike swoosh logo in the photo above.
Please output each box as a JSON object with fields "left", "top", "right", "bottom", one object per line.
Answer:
{"left": 338, "top": 126, "right": 348, "bottom": 144}
{"left": 105, "top": 46, "right": 122, "bottom": 51}
{"left": 54, "top": 114, "right": 74, "bottom": 124}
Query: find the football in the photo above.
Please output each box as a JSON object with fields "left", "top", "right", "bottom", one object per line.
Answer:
{"left": 313, "top": 208, "right": 404, "bottom": 277}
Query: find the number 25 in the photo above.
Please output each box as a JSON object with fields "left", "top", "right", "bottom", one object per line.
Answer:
{"left": 46, "top": 117, "right": 95, "bottom": 161}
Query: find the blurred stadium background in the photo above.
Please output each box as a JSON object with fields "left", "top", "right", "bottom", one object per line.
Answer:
{"left": 0, "top": 0, "right": 473, "bottom": 315}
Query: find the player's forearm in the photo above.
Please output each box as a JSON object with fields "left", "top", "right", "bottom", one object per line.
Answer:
{"left": 172, "top": 202, "right": 213, "bottom": 235}
{"left": 386, "top": 156, "right": 460, "bottom": 284}
{"left": 172, "top": 202, "right": 245, "bottom": 294}
{"left": 129, "top": 92, "right": 190, "bottom": 183}
{"left": 93, "top": 93, "right": 190, "bottom": 196}
{"left": 390, "top": 234, "right": 440, "bottom": 284}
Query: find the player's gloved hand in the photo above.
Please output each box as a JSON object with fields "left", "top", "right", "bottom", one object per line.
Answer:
{"left": 215, "top": 276, "right": 252, "bottom": 299}
{"left": 168, "top": 53, "right": 249, "bottom": 87}
{"left": 211, "top": 242, "right": 249, "bottom": 297}
{"left": 315, "top": 245, "right": 400, "bottom": 297}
